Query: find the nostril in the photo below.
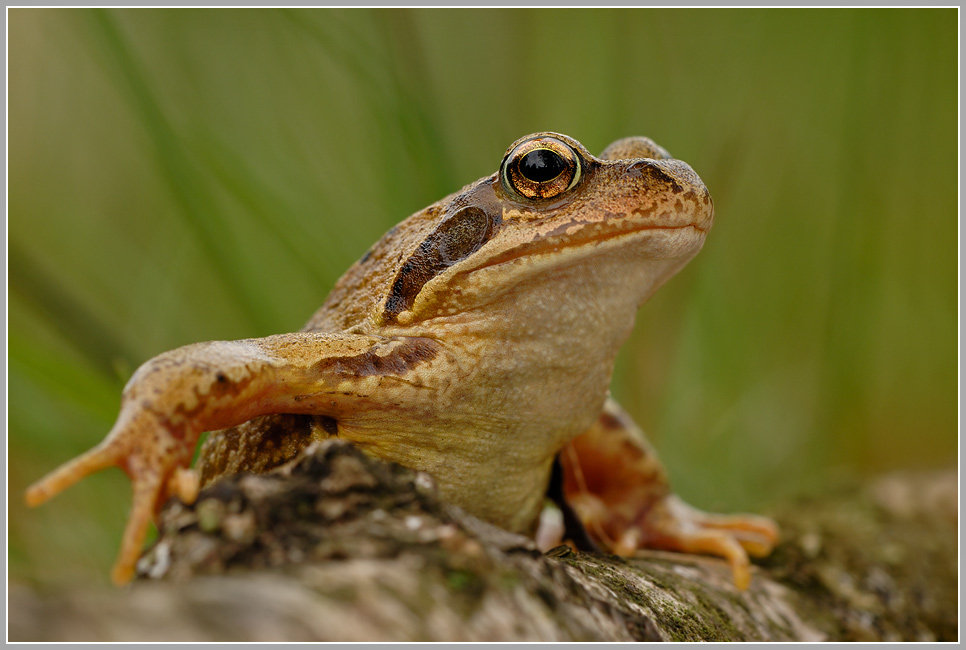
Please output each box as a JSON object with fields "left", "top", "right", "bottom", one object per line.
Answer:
{"left": 623, "top": 161, "right": 683, "bottom": 193}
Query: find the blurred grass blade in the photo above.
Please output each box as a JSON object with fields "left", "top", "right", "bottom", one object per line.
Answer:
{"left": 9, "top": 242, "right": 135, "bottom": 377}
{"left": 86, "top": 9, "right": 271, "bottom": 332}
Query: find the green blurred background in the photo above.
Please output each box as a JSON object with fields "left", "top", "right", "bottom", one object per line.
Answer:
{"left": 9, "top": 8, "right": 957, "bottom": 586}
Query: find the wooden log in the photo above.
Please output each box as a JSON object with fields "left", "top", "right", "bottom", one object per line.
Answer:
{"left": 9, "top": 440, "right": 957, "bottom": 642}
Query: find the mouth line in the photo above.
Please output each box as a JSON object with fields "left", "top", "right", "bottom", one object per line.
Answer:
{"left": 475, "top": 222, "right": 706, "bottom": 272}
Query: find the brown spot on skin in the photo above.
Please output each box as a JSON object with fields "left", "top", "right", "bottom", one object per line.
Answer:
{"left": 209, "top": 372, "right": 236, "bottom": 397}
{"left": 168, "top": 370, "right": 258, "bottom": 422}
{"left": 315, "top": 337, "right": 440, "bottom": 379}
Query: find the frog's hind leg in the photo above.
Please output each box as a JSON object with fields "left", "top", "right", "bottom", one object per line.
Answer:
{"left": 560, "top": 398, "right": 779, "bottom": 590}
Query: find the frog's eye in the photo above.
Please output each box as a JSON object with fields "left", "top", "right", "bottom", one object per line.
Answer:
{"left": 501, "top": 137, "right": 582, "bottom": 201}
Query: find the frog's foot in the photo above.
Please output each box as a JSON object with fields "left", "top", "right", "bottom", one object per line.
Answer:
{"left": 560, "top": 398, "right": 779, "bottom": 590}
{"left": 606, "top": 494, "right": 779, "bottom": 590}
{"left": 25, "top": 409, "right": 198, "bottom": 585}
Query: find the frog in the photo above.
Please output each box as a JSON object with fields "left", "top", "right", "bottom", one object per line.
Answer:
{"left": 26, "top": 132, "right": 778, "bottom": 589}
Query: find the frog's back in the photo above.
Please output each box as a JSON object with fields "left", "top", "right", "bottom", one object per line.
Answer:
{"left": 303, "top": 190, "right": 463, "bottom": 333}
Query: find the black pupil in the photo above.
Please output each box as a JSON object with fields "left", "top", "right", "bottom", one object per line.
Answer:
{"left": 519, "top": 149, "right": 566, "bottom": 183}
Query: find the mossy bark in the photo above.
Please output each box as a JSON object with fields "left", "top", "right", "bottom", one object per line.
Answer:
{"left": 10, "top": 441, "right": 957, "bottom": 642}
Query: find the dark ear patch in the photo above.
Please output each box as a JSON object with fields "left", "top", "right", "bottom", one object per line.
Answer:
{"left": 384, "top": 207, "right": 497, "bottom": 320}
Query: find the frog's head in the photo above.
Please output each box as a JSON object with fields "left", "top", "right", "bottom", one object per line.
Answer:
{"left": 379, "top": 132, "right": 714, "bottom": 330}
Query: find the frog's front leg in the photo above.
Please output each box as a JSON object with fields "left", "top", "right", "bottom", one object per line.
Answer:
{"left": 24, "top": 331, "right": 407, "bottom": 585}
{"left": 560, "top": 398, "right": 779, "bottom": 590}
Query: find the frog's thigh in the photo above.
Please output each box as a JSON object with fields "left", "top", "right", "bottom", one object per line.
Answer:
{"left": 560, "top": 398, "right": 779, "bottom": 590}
{"left": 198, "top": 413, "right": 330, "bottom": 487}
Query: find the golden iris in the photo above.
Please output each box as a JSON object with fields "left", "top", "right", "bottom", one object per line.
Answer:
{"left": 501, "top": 136, "right": 581, "bottom": 200}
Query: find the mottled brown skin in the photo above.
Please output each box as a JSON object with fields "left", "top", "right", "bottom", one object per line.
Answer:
{"left": 26, "top": 132, "right": 777, "bottom": 588}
